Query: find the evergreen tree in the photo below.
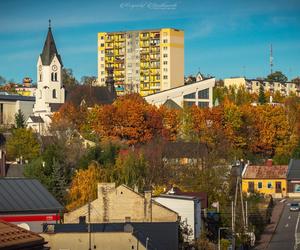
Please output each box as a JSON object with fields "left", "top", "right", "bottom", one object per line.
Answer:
{"left": 258, "top": 84, "right": 266, "bottom": 104}
{"left": 15, "top": 109, "right": 25, "bottom": 128}
{"left": 51, "top": 158, "right": 67, "bottom": 204}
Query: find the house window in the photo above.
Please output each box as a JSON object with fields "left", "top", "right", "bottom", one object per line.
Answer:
{"left": 198, "top": 102, "right": 209, "bottom": 108}
{"left": 184, "top": 92, "right": 196, "bottom": 99}
{"left": 267, "top": 182, "right": 272, "bottom": 189}
{"left": 52, "top": 89, "right": 57, "bottom": 99}
{"left": 258, "top": 182, "right": 262, "bottom": 189}
{"left": 198, "top": 89, "right": 209, "bottom": 99}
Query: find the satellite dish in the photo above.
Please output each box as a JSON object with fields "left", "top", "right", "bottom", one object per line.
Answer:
{"left": 17, "top": 223, "right": 30, "bottom": 231}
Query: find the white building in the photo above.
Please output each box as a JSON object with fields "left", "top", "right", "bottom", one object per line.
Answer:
{"left": 0, "top": 95, "right": 34, "bottom": 126}
{"left": 153, "top": 194, "right": 201, "bottom": 242}
{"left": 27, "top": 21, "right": 65, "bottom": 134}
{"left": 144, "top": 78, "right": 215, "bottom": 108}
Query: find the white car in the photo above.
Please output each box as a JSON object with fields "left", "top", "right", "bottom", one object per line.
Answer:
{"left": 290, "top": 202, "right": 300, "bottom": 211}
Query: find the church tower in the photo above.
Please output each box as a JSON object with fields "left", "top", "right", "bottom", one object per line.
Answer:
{"left": 28, "top": 20, "right": 65, "bottom": 134}
{"left": 34, "top": 20, "right": 65, "bottom": 112}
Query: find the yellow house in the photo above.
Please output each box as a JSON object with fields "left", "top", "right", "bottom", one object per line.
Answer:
{"left": 242, "top": 161, "right": 288, "bottom": 198}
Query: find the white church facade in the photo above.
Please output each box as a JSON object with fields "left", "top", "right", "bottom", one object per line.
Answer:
{"left": 27, "top": 21, "right": 65, "bottom": 134}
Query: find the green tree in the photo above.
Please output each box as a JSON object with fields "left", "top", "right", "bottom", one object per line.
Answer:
{"left": 6, "top": 128, "right": 40, "bottom": 161}
{"left": 266, "top": 71, "right": 288, "bottom": 83}
{"left": 0, "top": 75, "right": 6, "bottom": 85}
{"left": 14, "top": 109, "right": 25, "bottom": 128}
{"left": 51, "top": 158, "right": 67, "bottom": 204}
{"left": 62, "top": 68, "right": 79, "bottom": 90}
{"left": 258, "top": 84, "right": 266, "bottom": 104}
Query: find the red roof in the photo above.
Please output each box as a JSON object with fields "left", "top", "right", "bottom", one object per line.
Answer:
{"left": 243, "top": 165, "right": 288, "bottom": 179}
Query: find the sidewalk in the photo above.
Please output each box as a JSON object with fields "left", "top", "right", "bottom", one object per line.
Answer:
{"left": 254, "top": 201, "right": 285, "bottom": 250}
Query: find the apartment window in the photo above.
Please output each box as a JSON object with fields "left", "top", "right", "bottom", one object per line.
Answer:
{"left": 198, "top": 89, "right": 209, "bottom": 99}
{"left": 163, "top": 39, "right": 168, "bottom": 43}
{"left": 163, "top": 75, "right": 168, "bottom": 80}
{"left": 136, "top": 70, "right": 139, "bottom": 74}
{"left": 163, "top": 46, "right": 168, "bottom": 50}
{"left": 163, "top": 68, "right": 168, "bottom": 72}
{"left": 101, "top": 57, "right": 104, "bottom": 61}
{"left": 127, "top": 63, "right": 132, "bottom": 68}
{"left": 101, "top": 78, "right": 105, "bottom": 82}
{"left": 258, "top": 182, "right": 262, "bottom": 189}
{"left": 101, "top": 71, "right": 104, "bottom": 74}
{"left": 100, "top": 36, "right": 104, "bottom": 39}
{"left": 101, "top": 43, "right": 104, "bottom": 47}
{"left": 163, "top": 54, "right": 168, "bottom": 58}
{"left": 101, "top": 50, "right": 104, "bottom": 54}
{"left": 163, "top": 61, "right": 168, "bottom": 65}
{"left": 163, "top": 32, "right": 168, "bottom": 36}
{"left": 267, "top": 182, "right": 272, "bottom": 189}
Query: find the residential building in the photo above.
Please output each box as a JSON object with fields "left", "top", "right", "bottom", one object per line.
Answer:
{"left": 242, "top": 160, "right": 288, "bottom": 198}
{"left": 64, "top": 183, "right": 178, "bottom": 223}
{"left": 0, "top": 94, "right": 34, "bottom": 126}
{"left": 41, "top": 221, "right": 178, "bottom": 250}
{"left": 286, "top": 159, "right": 300, "bottom": 197}
{"left": 224, "top": 77, "right": 300, "bottom": 97}
{"left": 27, "top": 21, "right": 65, "bottom": 134}
{"left": 153, "top": 193, "right": 201, "bottom": 241}
{"left": 0, "top": 220, "right": 46, "bottom": 250}
{"left": 0, "top": 178, "right": 63, "bottom": 232}
{"left": 97, "top": 28, "right": 184, "bottom": 96}
{"left": 145, "top": 77, "right": 215, "bottom": 108}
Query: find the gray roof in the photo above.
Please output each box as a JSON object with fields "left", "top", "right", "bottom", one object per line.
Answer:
{"left": 0, "top": 95, "right": 35, "bottom": 102}
{"left": 49, "top": 103, "right": 63, "bottom": 112}
{"left": 287, "top": 159, "right": 300, "bottom": 180}
{"left": 163, "top": 99, "right": 182, "bottom": 110}
{"left": 5, "top": 165, "right": 25, "bottom": 178}
{"left": 0, "top": 178, "right": 63, "bottom": 213}
{"left": 28, "top": 116, "right": 44, "bottom": 123}
{"left": 40, "top": 26, "right": 63, "bottom": 66}
{"left": 158, "top": 194, "right": 199, "bottom": 201}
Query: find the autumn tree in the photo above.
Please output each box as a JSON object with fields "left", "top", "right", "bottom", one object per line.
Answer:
{"left": 6, "top": 128, "right": 40, "bottom": 161}
{"left": 66, "top": 162, "right": 105, "bottom": 211}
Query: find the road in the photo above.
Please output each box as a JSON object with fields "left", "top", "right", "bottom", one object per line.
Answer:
{"left": 267, "top": 199, "right": 300, "bottom": 250}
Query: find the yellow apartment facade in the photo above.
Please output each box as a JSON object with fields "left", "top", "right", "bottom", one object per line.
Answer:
{"left": 97, "top": 28, "right": 184, "bottom": 96}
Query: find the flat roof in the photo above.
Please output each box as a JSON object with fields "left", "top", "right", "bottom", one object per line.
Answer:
{"left": 0, "top": 95, "right": 35, "bottom": 102}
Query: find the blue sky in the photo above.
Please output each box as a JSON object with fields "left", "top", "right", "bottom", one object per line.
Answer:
{"left": 0, "top": 0, "right": 300, "bottom": 83}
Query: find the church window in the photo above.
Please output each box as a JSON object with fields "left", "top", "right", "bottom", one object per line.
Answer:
{"left": 39, "top": 73, "right": 42, "bottom": 82}
{"left": 52, "top": 89, "right": 57, "bottom": 99}
{"left": 51, "top": 72, "right": 54, "bottom": 81}
{"left": 54, "top": 73, "right": 57, "bottom": 81}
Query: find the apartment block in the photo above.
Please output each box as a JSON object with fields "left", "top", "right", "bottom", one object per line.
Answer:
{"left": 97, "top": 28, "right": 184, "bottom": 96}
{"left": 224, "top": 77, "right": 300, "bottom": 97}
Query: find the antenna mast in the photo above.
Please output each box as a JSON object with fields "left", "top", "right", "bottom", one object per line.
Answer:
{"left": 270, "top": 44, "right": 273, "bottom": 74}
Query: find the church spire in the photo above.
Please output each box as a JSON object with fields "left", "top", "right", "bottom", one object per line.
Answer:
{"left": 40, "top": 20, "right": 63, "bottom": 66}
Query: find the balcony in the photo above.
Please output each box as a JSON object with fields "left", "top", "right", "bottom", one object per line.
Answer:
{"left": 140, "top": 33, "right": 150, "bottom": 40}
{"left": 140, "top": 42, "right": 150, "bottom": 48}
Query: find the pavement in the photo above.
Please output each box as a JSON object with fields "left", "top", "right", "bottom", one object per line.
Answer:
{"left": 254, "top": 200, "right": 285, "bottom": 250}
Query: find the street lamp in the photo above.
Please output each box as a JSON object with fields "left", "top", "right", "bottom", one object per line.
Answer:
{"left": 218, "top": 227, "right": 230, "bottom": 250}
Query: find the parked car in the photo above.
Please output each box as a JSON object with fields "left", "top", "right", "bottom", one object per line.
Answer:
{"left": 290, "top": 202, "right": 300, "bottom": 211}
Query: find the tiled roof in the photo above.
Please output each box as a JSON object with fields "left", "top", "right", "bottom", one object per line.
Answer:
{"left": 0, "top": 178, "right": 63, "bottom": 213}
{"left": 0, "top": 220, "right": 45, "bottom": 249}
{"left": 287, "top": 159, "right": 300, "bottom": 180}
{"left": 243, "top": 165, "right": 288, "bottom": 179}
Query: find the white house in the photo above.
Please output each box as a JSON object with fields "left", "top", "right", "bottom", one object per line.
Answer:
{"left": 27, "top": 21, "right": 65, "bottom": 134}
{"left": 144, "top": 78, "right": 215, "bottom": 108}
{"left": 153, "top": 193, "right": 201, "bottom": 242}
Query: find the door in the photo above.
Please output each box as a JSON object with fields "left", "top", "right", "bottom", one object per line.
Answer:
{"left": 248, "top": 182, "right": 254, "bottom": 193}
{"left": 275, "top": 182, "right": 282, "bottom": 193}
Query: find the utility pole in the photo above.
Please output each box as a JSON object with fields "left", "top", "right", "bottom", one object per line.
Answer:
{"left": 232, "top": 201, "right": 235, "bottom": 250}
{"left": 88, "top": 199, "right": 91, "bottom": 250}
{"left": 270, "top": 44, "right": 273, "bottom": 75}
{"left": 245, "top": 200, "right": 248, "bottom": 229}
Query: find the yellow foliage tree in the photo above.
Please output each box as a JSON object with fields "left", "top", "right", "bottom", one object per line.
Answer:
{"left": 66, "top": 162, "right": 105, "bottom": 211}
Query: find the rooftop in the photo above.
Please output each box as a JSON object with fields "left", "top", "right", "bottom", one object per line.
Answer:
{"left": 243, "top": 164, "right": 288, "bottom": 179}
{"left": 0, "top": 178, "right": 63, "bottom": 213}
{"left": 287, "top": 159, "right": 300, "bottom": 180}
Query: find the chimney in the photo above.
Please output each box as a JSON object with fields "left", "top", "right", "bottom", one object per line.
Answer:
{"left": 97, "top": 183, "right": 116, "bottom": 222}
{"left": 144, "top": 191, "right": 152, "bottom": 222}
{"left": 266, "top": 159, "right": 272, "bottom": 167}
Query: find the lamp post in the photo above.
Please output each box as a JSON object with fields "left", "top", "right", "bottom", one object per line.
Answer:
{"left": 218, "top": 227, "right": 230, "bottom": 250}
